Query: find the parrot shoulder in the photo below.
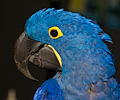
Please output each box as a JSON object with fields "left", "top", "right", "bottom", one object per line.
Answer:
{"left": 89, "top": 77, "right": 120, "bottom": 99}
{"left": 33, "top": 78, "right": 63, "bottom": 100}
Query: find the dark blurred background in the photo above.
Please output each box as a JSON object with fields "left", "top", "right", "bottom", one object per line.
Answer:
{"left": 2, "top": 0, "right": 120, "bottom": 100}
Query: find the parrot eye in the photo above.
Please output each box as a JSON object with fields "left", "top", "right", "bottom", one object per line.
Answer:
{"left": 49, "top": 26, "right": 63, "bottom": 39}
{"left": 50, "top": 30, "right": 58, "bottom": 37}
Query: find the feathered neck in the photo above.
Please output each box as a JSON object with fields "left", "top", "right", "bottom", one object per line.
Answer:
{"left": 55, "top": 34, "right": 115, "bottom": 92}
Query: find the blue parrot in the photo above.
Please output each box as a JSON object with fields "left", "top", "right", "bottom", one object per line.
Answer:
{"left": 14, "top": 8, "right": 120, "bottom": 100}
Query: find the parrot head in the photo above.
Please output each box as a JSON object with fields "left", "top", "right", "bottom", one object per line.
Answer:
{"left": 14, "top": 8, "right": 116, "bottom": 86}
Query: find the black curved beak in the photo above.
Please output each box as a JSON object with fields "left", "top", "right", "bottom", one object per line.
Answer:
{"left": 14, "top": 31, "right": 62, "bottom": 80}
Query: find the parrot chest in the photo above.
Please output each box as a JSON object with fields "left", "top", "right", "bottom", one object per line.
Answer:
{"left": 56, "top": 76, "right": 120, "bottom": 100}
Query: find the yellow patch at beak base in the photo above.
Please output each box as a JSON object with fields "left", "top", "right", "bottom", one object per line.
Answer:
{"left": 47, "top": 45, "right": 62, "bottom": 67}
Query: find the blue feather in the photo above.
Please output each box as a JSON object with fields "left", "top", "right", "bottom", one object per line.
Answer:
{"left": 101, "top": 33, "right": 113, "bottom": 44}
{"left": 33, "top": 79, "right": 63, "bottom": 100}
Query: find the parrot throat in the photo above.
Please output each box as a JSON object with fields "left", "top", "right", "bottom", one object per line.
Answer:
{"left": 55, "top": 49, "right": 91, "bottom": 93}
{"left": 54, "top": 39, "right": 115, "bottom": 96}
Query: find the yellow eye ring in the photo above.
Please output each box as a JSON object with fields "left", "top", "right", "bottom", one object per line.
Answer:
{"left": 49, "top": 26, "right": 63, "bottom": 39}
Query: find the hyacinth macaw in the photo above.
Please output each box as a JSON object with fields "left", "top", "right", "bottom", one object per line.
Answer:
{"left": 14, "top": 8, "right": 120, "bottom": 100}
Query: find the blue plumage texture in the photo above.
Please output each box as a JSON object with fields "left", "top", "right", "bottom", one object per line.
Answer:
{"left": 33, "top": 79, "right": 63, "bottom": 100}
{"left": 25, "top": 8, "right": 120, "bottom": 100}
